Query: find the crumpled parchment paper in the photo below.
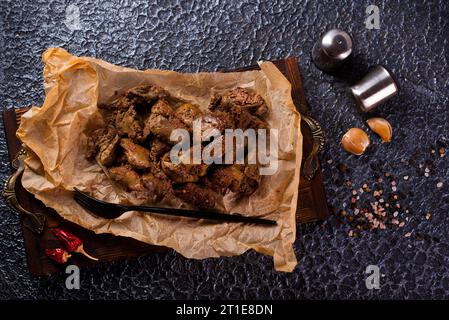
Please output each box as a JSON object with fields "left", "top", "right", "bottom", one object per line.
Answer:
{"left": 17, "top": 48, "right": 302, "bottom": 272}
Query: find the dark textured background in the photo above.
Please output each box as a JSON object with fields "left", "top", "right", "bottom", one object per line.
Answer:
{"left": 1, "top": 0, "right": 448, "bottom": 299}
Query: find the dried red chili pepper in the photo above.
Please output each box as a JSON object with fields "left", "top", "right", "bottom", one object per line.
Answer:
{"left": 52, "top": 228, "right": 98, "bottom": 261}
{"left": 45, "top": 248, "right": 71, "bottom": 264}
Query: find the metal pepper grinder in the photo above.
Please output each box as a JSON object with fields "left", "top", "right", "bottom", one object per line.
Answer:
{"left": 312, "top": 29, "right": 353, "bottom": 71}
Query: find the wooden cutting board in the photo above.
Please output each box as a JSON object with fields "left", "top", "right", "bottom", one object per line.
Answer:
{"left": 2, "top": 57, "right": 328, "bottom": 276}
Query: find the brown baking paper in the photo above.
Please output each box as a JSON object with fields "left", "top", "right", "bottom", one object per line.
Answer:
{"left": 17, "top": 48, "right": 302, "bottom": 272}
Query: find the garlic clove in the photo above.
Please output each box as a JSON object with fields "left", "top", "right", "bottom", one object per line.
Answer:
{"left": 341, "top": 128, "right": 370, "bottom": 155}
{"left": 367, "top": 118, "right": 393, "bottom": 143}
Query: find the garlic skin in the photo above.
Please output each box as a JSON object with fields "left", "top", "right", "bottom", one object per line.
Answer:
{"left": 341, "top": 128, "right": 370, "bottom": 155}
{"left": 367, "top": 118, "right": 393, "bottom": 143}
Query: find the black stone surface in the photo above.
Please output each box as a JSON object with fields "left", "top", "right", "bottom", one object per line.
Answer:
{"left": 1, "top": 0, "right": 448, "bottom": 299}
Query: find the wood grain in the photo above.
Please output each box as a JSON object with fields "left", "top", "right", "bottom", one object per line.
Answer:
{"left": 2, "top": 58, "right": 328, "bottom": 276}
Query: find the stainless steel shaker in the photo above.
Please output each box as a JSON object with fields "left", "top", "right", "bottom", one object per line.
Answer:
{"left": 312, "top": 29, "right": 353, "bottom": 71}
{"left": 349, "top": 66, "right": 399, "bottom": 112}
